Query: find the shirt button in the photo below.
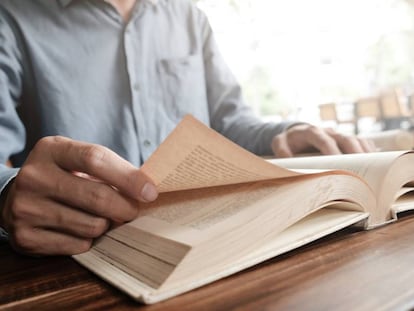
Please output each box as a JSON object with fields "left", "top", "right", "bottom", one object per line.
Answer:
{"left": 133, "top": 83, "right": 140, "bottom": 91}
{"left": 143, "top": 140, "right": 151, "bottom": 147}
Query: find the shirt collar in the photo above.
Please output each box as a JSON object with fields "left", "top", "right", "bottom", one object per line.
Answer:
{"left": 58, "top": 0, "right": 159, "bottom": 8}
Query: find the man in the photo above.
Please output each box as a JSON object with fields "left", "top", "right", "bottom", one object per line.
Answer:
{"left": 0, "top": 0, "right": 374, "bottom": 256}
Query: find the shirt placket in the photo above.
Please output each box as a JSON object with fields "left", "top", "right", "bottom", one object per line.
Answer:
{"left": 124, "top": 4, "right": 154, "bottom": 164}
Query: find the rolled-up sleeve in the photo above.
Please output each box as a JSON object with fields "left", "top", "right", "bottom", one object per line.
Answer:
{"left": 198, "top": 12, "right": 296, "bottom": 156}
{"left": 0, "top": 11, "right": 25, "bottom": 196}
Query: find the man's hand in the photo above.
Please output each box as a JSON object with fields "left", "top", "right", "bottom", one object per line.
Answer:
{"left": 0, "top": 136, "right": 158, "bottom": 256}
{"left": 271, "top": 124, "right": 376, "bottom": 157}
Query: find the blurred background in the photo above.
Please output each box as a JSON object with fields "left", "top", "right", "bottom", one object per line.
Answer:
{"left": 195, "top": 0, "right": 414, "bottom": 136}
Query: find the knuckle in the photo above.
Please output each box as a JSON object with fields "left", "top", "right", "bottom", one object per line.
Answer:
{"left": 271, "top": 135, "right": 283, "bottom": 148}
{"left": 308, "top": 125, "right": 322, "bottom": 136}
{"left": 357, "top": 137, "right": 367, "bottom": 144}
{"left": 34, "top": 136, "right": 52, "bottom": 149}
{"left": 54, "top": 177, "right": 67, "bottom": 199}
{"left": 10, "top": 198, "right": 31, "bottom": 221}
{"left": 341, "top": 135, "right": 356, "bottom": 146}
{"left": 88, "top": 186, "right": 112, "bottom": 215}
{"left": 80, "top": 145, "right": 107, "bottom": 169}
{"left": 120, "top": 201, "right": 139, "bottom": 222}
{"left": 312, "top": 133, "right": 328, "bottom": 146}
{"left": 76, "top": 239, "right": 93, "bottom": 254}
{"left": 86, "top": 218, "right": 109, "bottom": 238}
{"left": 54, "top": 207, "right": 65, "bottom": 228}
{"left": 12, "top": 227, "right": 34, "bottom": 252}
{"left": 14, "top": 165, "right": 38, "bottom": 191}
{"left": 272, "top": 134, "right": 281, "bottom": 144}
{"left": 35, "top": 136, "right": 63, "bottom": 150}
{"left": 12, "top": 174, "right": 25, "bottom": 193}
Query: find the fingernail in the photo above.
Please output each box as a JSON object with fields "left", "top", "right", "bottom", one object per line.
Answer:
{"left": 141, "top": 182, "right": 158, "bottom": 202}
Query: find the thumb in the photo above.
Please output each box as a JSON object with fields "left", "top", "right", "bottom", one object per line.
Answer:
{"left": 134, "top": 170, "right": 159, "bottom": 202}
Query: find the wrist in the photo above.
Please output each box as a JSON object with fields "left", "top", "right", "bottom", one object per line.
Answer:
{"left": 284, "top": 122, "right": 310, "bottom": 132}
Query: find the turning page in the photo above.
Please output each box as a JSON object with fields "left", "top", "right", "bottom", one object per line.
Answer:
{"left": 140, "top": 115, "right": 301, "bottom": 192}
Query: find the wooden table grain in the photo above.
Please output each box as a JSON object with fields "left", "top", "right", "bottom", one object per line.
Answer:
{"left": 1, "top": 213, "right": 414, "bottom": 311}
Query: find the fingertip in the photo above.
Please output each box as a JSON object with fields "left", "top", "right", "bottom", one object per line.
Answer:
{"left": 124, "top": 168, "right": 156, "bottom": 201}
{"left": 140, "top": 182, "right": 158, "bottom": 202}
{"left": 73, "top": 238, "right": 93, "bottom": 254}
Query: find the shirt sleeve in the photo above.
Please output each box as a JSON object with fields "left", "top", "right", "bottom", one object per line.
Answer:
{"left": 0, "top": 11, "right": 26, "bottom": 209}
{"left": 197, "top": 9, "right": 298, "bottom": 156}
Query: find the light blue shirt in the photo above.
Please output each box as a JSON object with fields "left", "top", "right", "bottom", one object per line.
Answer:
{"left": 0, "top": 0, "right": 294, "bottom": 197}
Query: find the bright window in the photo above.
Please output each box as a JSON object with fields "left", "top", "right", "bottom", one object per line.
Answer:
{"left": 196, "top": 0, "right": 414, "bottom": 124}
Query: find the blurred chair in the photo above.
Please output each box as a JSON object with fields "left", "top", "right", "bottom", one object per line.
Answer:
{"left": 353, "top": 96, "right": 382, "bottom": 134}
{"left": 380, "top": 90, "right": 409, "bottom": 117}
{"left": 409, "top": 94, "right": 414, "bottom": 113}
{"left": 319, "top": 103, "right": 337, "bottom": 123}
{"left": 379, "top": 90, "right": 411, "bottom": 130}
{"left": 318, "top": 102, "right": 355, "bottom": 134}
{"left": 405, "top": 93, "right": 414, "bottom": 130}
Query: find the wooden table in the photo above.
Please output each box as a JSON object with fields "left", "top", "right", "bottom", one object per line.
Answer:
{"left": 2, "top": 213, "right": 414, "bottom": 311}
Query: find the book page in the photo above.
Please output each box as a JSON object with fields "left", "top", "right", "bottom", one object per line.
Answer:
{"left": 271, "top": 151, "right": 414, "bottom": 225}
{"left": 393, "top": 187, "right": 414, "bottom": 213}
{"left": 124, "top": 181, "right": 299, "bottom": 246}
{"left": 130, "top": 172, "right": 372, "bottom": 244}
{"left": 74, "top": 208, "right": 370, "bottom": 304}
{"left": 161, "top": 208, "right": 369, "bottom": 290}
{"left": 140, "top": 115, "right": 301, "bottom": 193}
{"left": 270, "top": 151, "right": 410, "bottom": 195}
{"left": 139, "top": 181, "right": 295, "bottom": 231}
{"left": 159, "top": 173, "right": 373, "bottom": 292}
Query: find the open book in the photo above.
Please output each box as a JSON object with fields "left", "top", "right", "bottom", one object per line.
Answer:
{"left": 73, "top": 115, "right": 414, "bottom": 304}
{"left": 358, "top": 129, "right": 414, "bottom": 151}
